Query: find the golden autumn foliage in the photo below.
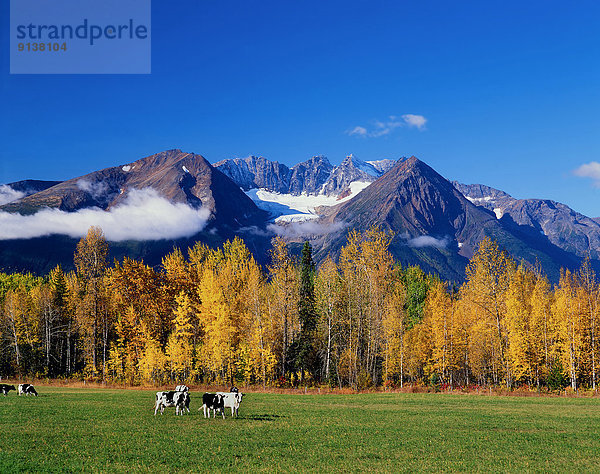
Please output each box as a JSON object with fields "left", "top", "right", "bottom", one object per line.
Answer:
{"left": 3, "top": 225, "right": 600, "bottom": 391}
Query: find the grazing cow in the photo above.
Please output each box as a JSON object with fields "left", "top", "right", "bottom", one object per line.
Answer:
{"left": 175, "top": 385, "right": 189, "bottom": 392}
{"left": 201, "top": 393, "right": 225, "bottom": 419}
{"left": 0, "top": 384, "right": 16, "bottom": 396}
{"left": 180, "top": 391, "right": 190, "bottom": 414}
{"left": 216, "top": 391, "right": 244, "bottom": 417}
{"left": 154, "top": 391, "right": 190, "bottom": 416}
{"left": 18, "top": 384, "right": 38, "bottom": 396}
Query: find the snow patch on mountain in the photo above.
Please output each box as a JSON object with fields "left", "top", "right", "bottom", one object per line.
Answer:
{"left": 345, "top": 180, "right": 372, "bottom": 196}
{"left": 466, "top": 195, "right": 495, "bottom": 204}
{"left": 246, "top": 180, "right": 371, "bottom": 221}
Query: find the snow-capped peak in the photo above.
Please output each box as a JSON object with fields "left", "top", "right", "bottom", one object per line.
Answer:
{"left": 343, "top": 154, "right": 380, "bottom": 176}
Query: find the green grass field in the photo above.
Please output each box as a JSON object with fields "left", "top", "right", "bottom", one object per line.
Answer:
{"left": 0, "top": 387, "right": 599, "bottom": 472}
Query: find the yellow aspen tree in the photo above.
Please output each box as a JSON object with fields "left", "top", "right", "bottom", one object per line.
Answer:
{"left": 458, "top": 287, "right": 493, "bottom": 386}
{"left": 360, "top": 227, "right": 394, "bottom": 385}
{"left": 528, "top": 270, "right": 556, "bottom": 387}
{"left": 382, "top": 272, "right": 407, "bottom": 387}
{"left": 112, "top": 305, "right": 146, "bottom": 383}
{"left": 505, "top": 265, "right": 536, "bottom": 385}
{"left": 268, "top": 237, "right": 299, "bottom": 379}
{"left": 462, "top": 237, "right": 514, "bottom": 386}
{"left": 139, "top": 328, "right": 167, "bottom": 384}
{"left": 452, "top": 293, "right": 471, "bottom": 386}
{"left": 73, "top": 226, "right": 109, "bottom": 377}
{"left": 425, "top": 280, "right": 458, "bottom": 386}
{"left": 30, "top": 284, "right": 59, "bottom": 375}
{"left": 197, "top": 268, "right": 234, "bottom": 383}
{"left": 577, "top": 258, "right": 599, "bottom": 389}
{"left": 166, "top": 291, "right": 194, "bottom": 381}
{"left": 316, "top": 257, "right": 344, "bottom": 383}
{"left": 403, "top": 320, "right": 432, "bottom": 383}
{"left": 3, "top": 288, "right": 29, "bottom": 369}
{"left": 162, "top": 248, "right": 191, "bottom": 297}
{"left": 339, "top": 227, "right": 393, "bottom": 388}
{"left": 242, "top": 258, "right": 277, "bottom": 386}
{"left": 554, "top": 270, "right": 585, "bottom": 390}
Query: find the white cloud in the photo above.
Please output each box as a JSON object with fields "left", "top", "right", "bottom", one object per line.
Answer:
{"left": 402, "top": 114, "right": 427, "bottom": 130}
{"left": 267, "top": 220, "right": 346, "bottom": 239}
{"left": 0, "top": 185, "right": 26, "bottom": 206}
{"left": 573, "top": 162, "right": 600, "bottom": 187}
{"left": 77, "top": 179, "right": 110, "bottom": 199}
{"left": 407, "top": 235, "right": 450, "bottom": 249}
{"left": 348, "top": 126, "right": 368, "bottom": 137}
{"left": 347, "top": 114, "right": 427, "bottom": 138}
{"left": 0, "top": 188, "right": 211, "bottom": 241}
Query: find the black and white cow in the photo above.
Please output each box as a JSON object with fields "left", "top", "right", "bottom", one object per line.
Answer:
{"left": 201, "top": 393, "right": 225, "bottom": 419}
{"left": 216, "top": 390, "right": 244, "bottom": 417}
{"left": 18, "top": 384, "right": 38, "bottom": 396}
{"left": 0, "top": 384, "right": 16, "bottom": 396}
{"left": 175, "top": 385, "right": 189, "bottom": 392}
{"left": 154, "top": 390, "right": 190, "bottom": 416}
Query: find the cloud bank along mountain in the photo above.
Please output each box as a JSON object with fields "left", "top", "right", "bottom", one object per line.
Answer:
{"left": 0, "top": 149, "right": 265, "bottom": 243}
{"left": 0, "top": 180, "right": 63, "bottom": 205}
{"left": 0, "top": 188, "right": 211, "bottom": 241}
{"left": 266, "top": 220, "right": 347, "bottom": 239}
{"left": 0, "top": 185, "right": 26, "bottom": 206}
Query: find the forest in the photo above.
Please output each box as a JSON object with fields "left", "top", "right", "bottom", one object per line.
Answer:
{"left": 0, "top": 225, "right": 598, "bottom": 392}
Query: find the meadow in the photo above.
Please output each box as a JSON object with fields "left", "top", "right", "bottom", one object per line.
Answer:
{"left": 0, "top": 387, "right": 599, "bottom": 472}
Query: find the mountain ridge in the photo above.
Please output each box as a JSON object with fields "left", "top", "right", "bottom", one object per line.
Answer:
{"left": 0, "top": 149, "right": 598, "bottom": 282}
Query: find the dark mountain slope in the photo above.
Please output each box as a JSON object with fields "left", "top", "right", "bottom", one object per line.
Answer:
{"left": 0, "top": 150, "right": 270, "bottom": 274}
{"left": 313, "top": 157, "right": 583, "bottom": 282}
{"left": 455, "top": 182, "right": 600, "bottom": 261}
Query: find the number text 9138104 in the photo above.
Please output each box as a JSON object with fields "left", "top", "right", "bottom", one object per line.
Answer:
{"left": 18, "top": 43, "right": 67, "bottom": 52}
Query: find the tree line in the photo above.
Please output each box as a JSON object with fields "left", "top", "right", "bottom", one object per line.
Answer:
{"left": 0, "top": 226, "right": 598, "bottom": 391}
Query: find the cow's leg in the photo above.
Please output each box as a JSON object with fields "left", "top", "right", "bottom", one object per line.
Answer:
{"left": 154, "top": 401, "right": 160, "bottom": 416}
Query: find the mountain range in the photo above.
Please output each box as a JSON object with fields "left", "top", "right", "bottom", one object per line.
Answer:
{"left": 0, "top": 149, "right": 598, "bottom": 281}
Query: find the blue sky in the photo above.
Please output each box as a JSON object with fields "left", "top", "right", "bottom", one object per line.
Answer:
{"left": 2, "top": 0, "right": 600, "bottom": 216}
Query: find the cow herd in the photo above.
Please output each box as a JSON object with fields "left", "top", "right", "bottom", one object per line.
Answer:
{"left": 0, "top": 383, "right": 38, "bottom": 396}
{"left": 1, "top": 382, "right": 244, "bottom": 419}
{"left": 154, "top": 385, "right": 244, "bottom": 418}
